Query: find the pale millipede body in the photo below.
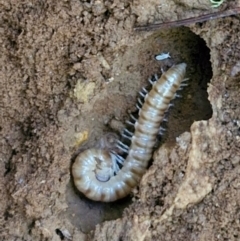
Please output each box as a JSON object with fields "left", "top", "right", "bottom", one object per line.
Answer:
{"left": 72, "top": 63, "right": 187, "bottom": 202}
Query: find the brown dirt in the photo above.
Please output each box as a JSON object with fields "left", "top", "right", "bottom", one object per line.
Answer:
{"left": 1, "top": 0, "right": 240, "bottom": 240}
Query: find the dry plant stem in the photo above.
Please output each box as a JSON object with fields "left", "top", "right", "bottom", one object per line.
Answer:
{"left": 134, "top": 8, "right": 240, "bottom": 31}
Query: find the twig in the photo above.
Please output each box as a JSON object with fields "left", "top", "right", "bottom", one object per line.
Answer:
{"left": 134, "top": 7, "right": 240, "bottom": 31}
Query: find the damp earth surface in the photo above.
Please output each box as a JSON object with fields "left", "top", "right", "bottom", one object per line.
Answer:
{"left": 1, "top": 0, "right": 240, "bottom": 240}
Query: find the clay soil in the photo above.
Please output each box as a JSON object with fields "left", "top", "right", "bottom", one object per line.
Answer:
{"left": 1, "top": 0, "right": 240, "bottom": 240}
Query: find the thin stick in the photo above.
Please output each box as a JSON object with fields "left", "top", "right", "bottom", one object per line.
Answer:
{"left": 134, "top": 7, "right": 240, "bottom": 31}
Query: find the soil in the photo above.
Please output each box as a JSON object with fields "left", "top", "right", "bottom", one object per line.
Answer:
{"left": 1, "top": 0, "right": 240, "bottom": 240}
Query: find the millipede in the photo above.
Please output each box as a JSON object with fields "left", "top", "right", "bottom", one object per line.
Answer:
{"left": 72, "top": 62, "right": 187, "bottom": 202}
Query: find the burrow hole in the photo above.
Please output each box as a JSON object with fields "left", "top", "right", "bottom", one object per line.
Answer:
{"left": 66, "top": 26, "right": 212, "bottom": 233}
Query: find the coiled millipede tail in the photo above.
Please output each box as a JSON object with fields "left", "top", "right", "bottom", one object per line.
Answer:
{"left": 72, "top": 62, "right": 187, "bottom": 202}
